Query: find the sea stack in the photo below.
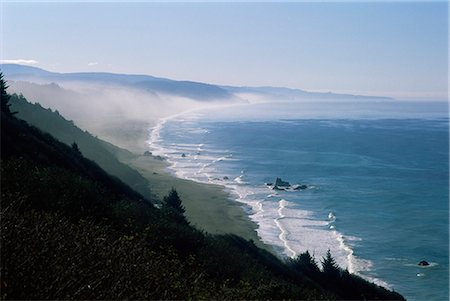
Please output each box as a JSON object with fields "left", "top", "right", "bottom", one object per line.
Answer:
{"left": 273, "top": 177, "right": 291, "bottom": 190}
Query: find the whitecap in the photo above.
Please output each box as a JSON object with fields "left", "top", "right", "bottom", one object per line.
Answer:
{"left": 148, "top": 112, "right": 392, "bottom": 290}
{"left": 273, "top": 199, "right": 297, "bottom": 258}
{"left": 328, "top": 211, "right": 336, "bottom": 221}
{"left": 234, "top": 174, "right": 246, "bottom": 184}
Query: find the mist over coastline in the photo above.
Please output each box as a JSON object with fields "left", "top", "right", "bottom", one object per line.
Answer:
{"left": 1, "top": 64, "right": 448, "bottom": 301}
{"left": 2, "top": 2, "right": 447, "bottom": 300}
{"left": 2, "top": 63, "right": 406, "bottom": 152}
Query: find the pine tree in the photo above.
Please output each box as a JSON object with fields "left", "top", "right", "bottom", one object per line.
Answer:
{"left": 163, "top": 188, "right": 185, "bottom": 215}
{"left": 0, "top": 72, "right": 13, "bottom": 115}
{"left": 71, "top": 142, "right": 81, "bottom": 155}
{"left": 290, "top": 251, "right": 320, "bottom": 279}
{"left": 299, "top": 251, "right": 320, "bottom": 271}
{"left": 321, "top": 249, "right": 340, "bottom": 278}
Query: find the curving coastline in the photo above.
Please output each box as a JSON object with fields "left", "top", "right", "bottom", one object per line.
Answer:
{"left": 143, "top": 112, "right": 398, "bottom": 291}
{"left": 126, "top": 146, "right": 267, "bottom": 250}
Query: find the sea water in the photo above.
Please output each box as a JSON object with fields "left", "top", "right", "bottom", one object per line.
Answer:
{"left": 149, "top": 100, "right": 449, "bottom": 300}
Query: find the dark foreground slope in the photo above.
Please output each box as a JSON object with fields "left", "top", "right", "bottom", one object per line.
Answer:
{"left": 0, "top": 84, "right": 404, "bottom": 300}
{"left": 8, "top": 93, "right": 152, "bottom": 200}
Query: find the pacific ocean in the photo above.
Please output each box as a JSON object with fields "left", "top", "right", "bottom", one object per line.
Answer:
{"left": 150, "top": 100, "right": 449, "bottom": 300}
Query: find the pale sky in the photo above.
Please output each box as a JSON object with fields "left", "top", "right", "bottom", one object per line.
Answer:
{"left": 1, "top": 1, "right": 448, "bottom": 100}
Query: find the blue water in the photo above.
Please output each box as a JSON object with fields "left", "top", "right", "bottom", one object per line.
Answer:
{"left": 149, "top": 101, "right": 449, "bottom": 300}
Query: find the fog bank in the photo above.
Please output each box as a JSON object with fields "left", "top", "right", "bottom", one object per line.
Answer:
{"left": 8, "top": 80, "right": 242, "bottom": 152}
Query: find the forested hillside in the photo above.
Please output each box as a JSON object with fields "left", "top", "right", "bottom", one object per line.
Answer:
{"left": 8, "top": 93, "right": 152, "bottom": 200}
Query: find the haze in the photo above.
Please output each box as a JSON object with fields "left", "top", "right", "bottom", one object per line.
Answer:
{"left": 2, "top": 1, "right": 448, "bottom": 100}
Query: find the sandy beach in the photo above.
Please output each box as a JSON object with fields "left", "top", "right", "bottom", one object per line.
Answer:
{"left": 99, "top": 112, "right": 273, "bottom": 251}
{"left": 127, "top": 154, "right": 268, "bottom": 250}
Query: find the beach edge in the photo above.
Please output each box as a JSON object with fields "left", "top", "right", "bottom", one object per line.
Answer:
{"left": 127, "top": 154, "right": 270, "bottom": 251}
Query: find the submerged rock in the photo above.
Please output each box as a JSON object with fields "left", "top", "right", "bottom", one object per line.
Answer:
{"left": 223, "top": 176, "right": 229, "bottom": 180}
{"left": 293, "top": 184, "right": 308, "bottom": 190}
{"left": 143, "top": 150, "right": 152, "bottom": 156}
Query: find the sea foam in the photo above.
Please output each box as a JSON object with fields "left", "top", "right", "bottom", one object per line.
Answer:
{"left": 148, "top": 112, "right": 391, "bottom": 290}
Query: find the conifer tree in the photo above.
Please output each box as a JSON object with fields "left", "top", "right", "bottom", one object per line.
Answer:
{"left": 71, "top": 142, "right": 81, "bottom": 155}
{"left": 290, "top": 251, "right": 320, "bottom": 279}
{"left": 321, "top": 249, "right": 340, "bottom": 278}
{"left": 163, "top": 188, "right": 185, "bottom": 215}
{"left": 0, "top": 72, "right": 13, "bottom": 115}
{"left": 299, "top": 251, "right": 320, "bottom": 271}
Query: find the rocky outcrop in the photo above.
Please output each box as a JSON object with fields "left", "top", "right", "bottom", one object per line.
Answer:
{"left": 418, "top": 260, "right": 430, "bottom": 266}
{"left": 274, "top": 177, "right": 290, "bottom": 188}
{"left": 271, "top": 178, "right": 309, "bottom": 191}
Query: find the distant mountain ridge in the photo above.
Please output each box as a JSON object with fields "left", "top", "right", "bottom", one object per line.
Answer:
{"left": 1, "top": 64, "right": 393, "bottom": 101}
{"left": 1, "top": 64, "right": 231, "bottom": 101}
{"left": 221, "top": 85, "right": 392, "bottom": 100}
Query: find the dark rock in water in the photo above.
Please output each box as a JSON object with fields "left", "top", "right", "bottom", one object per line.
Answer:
{"left": 293, "top": 184, "right": 308, "bottom": 190}
{"left": 273, "top": 186, "right": 286, "bottom": 191}
{"left": 181, "top": 153, "right": 186, "bottom": 158}
{"left": 223, "top": 176, "right": 229, "bottom": 180}
{"left": 265, "top": 182, "right": 273, "bottom": 186}
{"left": 274, "top": 177, "right": 290, "bottom": 187}
{"left": 272, "top": 178, "right": 291, "bottom": 190}
{"left": 418, "top": 260, "right": 430, "bottom": 266}
{"left": 143, "top": 150, "right": 152, "bottom": 156}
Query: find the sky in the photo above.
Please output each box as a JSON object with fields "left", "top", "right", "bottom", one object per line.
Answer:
{"left": 1, "top": 1, "right": 448, "bottom": 100}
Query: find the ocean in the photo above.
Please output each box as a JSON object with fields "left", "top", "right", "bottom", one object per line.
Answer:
{"left": 149, "top": 100, "right": 449, "bottom": 300}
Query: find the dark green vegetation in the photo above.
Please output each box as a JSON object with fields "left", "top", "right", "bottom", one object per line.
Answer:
{"left": 0, "top": 75, "right": 404, "bottom": 300}
{"left": 8, "top": 93, "right": 152, "bottom": 200}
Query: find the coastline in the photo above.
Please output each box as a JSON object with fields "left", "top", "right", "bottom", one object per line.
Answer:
{"left": 136, "top": 114, "right": 394, "bottom": 290}
{"left": 127, "top": 154, "right": 269, "bottom": 251}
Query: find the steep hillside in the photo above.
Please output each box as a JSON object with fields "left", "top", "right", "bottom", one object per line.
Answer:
{"left": 8, "top": 93, "right": 153, "bottom": 200}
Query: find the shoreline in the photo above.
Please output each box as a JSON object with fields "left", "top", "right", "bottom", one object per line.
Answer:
{"left": 127, "top": 154, "right": 270, "bottom": 251}
{"left": 134, "top": 115, "right": 394, "bottom": 290}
